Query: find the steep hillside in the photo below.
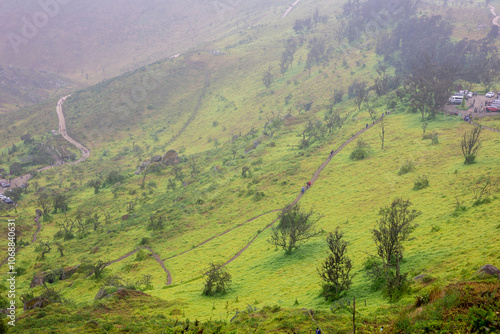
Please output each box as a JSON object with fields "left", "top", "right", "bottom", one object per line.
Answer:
{"left": 0, "top": 65, "right": 73, "bottom": 112}
{"left": 0, "top": 0, "right": 499, "bottom": 332}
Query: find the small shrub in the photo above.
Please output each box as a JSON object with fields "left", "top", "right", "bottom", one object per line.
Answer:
{"left": 135, "top": 249, "right": 148, "bottom": 262}
{"left": 413, "top": 175, "right": 429, "bottom": 190}
{"left": 398, "top": 161, "right": 415, "bottom": 175}
{"left": 139, "top": 237, "right": 150, "bottom": 245}
{"left": 350, "top": 140, "right": 371, "bottom": 160}
{"left": 252, "top": 191, "right": 265, "bottom": 202}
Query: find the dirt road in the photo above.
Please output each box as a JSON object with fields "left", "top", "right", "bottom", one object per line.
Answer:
{"left": 0, "top": 96, "right": 89, "bottom": 195}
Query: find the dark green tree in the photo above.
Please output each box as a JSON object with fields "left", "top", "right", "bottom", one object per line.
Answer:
{"left": 318, "top": 228, "right": 353, "bottom": 300}
{"left": 372, "top": 198, "right": 421, "bottom": 300}
{"left": 268, "top": 205, "right": 321, "bottom": 254}
{"left": 203, "top": 263, "right": 232, "bottom": 296}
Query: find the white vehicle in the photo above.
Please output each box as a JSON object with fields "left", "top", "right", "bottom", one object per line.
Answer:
{"left": 485, "top": 92, "right": 494, "bottom": 98}
{"left": 449, "top": 96, "right": 463, "bottom": 105}
{"left": 467, "top": 92, "right": 473, "bottom": 98}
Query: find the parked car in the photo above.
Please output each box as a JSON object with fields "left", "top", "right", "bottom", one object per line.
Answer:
{"left": 449, "top": 96, "right": 463, "bottom": 104}
{"left": 467, "top": 92, "right": 473, "bottom": 98}
{"left": 0, "top": 182, "right": 10, "bottom": 188}
{"left": 0, "top": 194, "right": 6, "bottom": 200}
{"left": 3, "top": 198, "right": 13, "bottom": 205}
{"left": 486, "top": 106, "right": 499, "bottom": 112}
{"left": 485, "top": 92, "right": 495, "bottom": 98}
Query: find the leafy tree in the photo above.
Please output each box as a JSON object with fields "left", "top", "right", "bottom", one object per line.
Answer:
{"left": 148, "top": 213, "right": 165, "bottom": 231}
{"left": 81, "top": 259, "right": 107, "bottom": 279}
{"left": 9, "top": 162, "right": 23, "bottom": 176}
{"left": 38, "top": 241, "right": 52, "bottom": 260}
{"left": 318, "top": 228, "right": 353, "bottom": 301}
{"left": 203, "top": 263, "right": 232, "bottom": 296}
{"left": 87, "top": 179, "right": 102, "bottom": 194}
{"left": 406, "top": 54, "right": 458, "bottom": 121}
{"left": 350, "top": 139, "right": 371, "bottom": 160}
{"left": 52, "top": 193, "right": 68, "bottom": 213}
{"left": 461, "top": 126, "right": 481, "bottom": 165}
{"left": 37, "top": 190, "right": 52, "bottom": 214}
{"left": 372, "top": 198, "right": 421, "bottom": 300}
{"left": 104, "top": 170, "right": 125, "bottom": 186}
{"left": 268, "top": 205, "right": 321, "bottom": 254}
{"left": 262, "top": 66, "right": 274, "bottom": 89}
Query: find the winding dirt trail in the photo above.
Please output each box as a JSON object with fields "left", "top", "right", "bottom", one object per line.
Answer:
{"left": 217, "top": 117, "right": 383, "bottom": 269}
{"left": 282, "top": 0, "right": 303, "bottom": 18}
{"left": 0, "top": 97, "right": 89, "bottom": 270}
{"left": 488, "top": 5, "right": 500, "bottom": 26}
{"left": 87, "top": 246, "right": 172, "bottom": 284}
{"left": 32, "top": 215, "right": 41, "bottom": 243}
{"left": 163, "top": 209, "right": 281, "bottom": 261}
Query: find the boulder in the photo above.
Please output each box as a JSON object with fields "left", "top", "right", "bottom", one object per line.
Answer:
{"left": 253, "top": 139, "right": 261, "bottom": 149}
{"left": 476, "top": 264, "right": 500, "bottom": 279}
{"left": 24, "top": 297, "right": 50, "bottom": 311}
{"left": 140, "top": 161, "right": 150, "bottom": 169}
{"left": 151, "top": 155, "right": 162, "bottom": 163}
{"left": 162, "top": 150, "right": 180, "bottom": 166}
{"left": 61, "top": 265, "right": 79, "bottom": 280}
{"left": 30, "top": 265, "right": 80, "bottom": 287}
{"left": 413, "top": 274, "right": 427, "bottom": 281}
{"left": 95, "top": 286, "right": 118, "bottom": 301}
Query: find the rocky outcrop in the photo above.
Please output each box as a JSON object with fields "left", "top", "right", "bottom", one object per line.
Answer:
{"left": 476, "top": 264, "right": 500, "bottom": 279}
{"left": 30, "top": 265, "right": 79, "bottom": 288}
{"left": 162, "top": 150, "right": 180, "bottom": 166}
{"left": 95, "top": 286, "right": 119, "bottom": 300}
{"left": 151, "top": 155, "right": 162, "bottom": 163}
{"left": 24, "top": 297, "right": 50, "bottom": 311}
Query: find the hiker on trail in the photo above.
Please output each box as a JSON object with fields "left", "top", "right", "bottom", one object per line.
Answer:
{"left": 316, "top": 328, "right": 321, "bottom": 334}
{"left": 301, "top": 187, "right": 305, "bottom": 194}
{"left": 366, "top": 123, "right": 368, "bottom": 128}
{"left": 330, "top": 150, "right": 334, "bottom": 157}
{"left": 307, "top": 181, "right": 312, "bottom": 189}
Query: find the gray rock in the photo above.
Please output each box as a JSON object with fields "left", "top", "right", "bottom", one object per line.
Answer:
{"left": 151, "top": 155, "right": 162, "bottom": 163}
{"left": 413, "top": 274, "right": 427, "bottom": 281}
{"left": 476, "top": 264, "right": 500, "bottom": 279}
{"left": 162, "top": 150, "right": 180, "bottom": 166}
{"left": 95, "top": 286, "right": 118, "bottom": 301}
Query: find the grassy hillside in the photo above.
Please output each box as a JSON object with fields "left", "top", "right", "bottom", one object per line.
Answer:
{"left": 0, "top": 0, "right": 499, "bottom": 332}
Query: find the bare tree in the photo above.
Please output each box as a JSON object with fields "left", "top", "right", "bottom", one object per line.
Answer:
{"left": 38, "top": 241, "right": 52, "bottom": 260}
{"left": 379, "top": 117, "right": 385, "bottom": 150}
{"left": 461, "top": 126, "right": 481, "bottom": 165}
{"left": 269, "top": 205, "right": 321, "bottom": 254}
{"left": 262, "top": 66, "right": 274, "bottom": 89}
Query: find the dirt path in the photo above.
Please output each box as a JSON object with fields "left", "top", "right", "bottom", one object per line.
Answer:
{"left": 282, "top": 0, "right": 303, "bottom": 18}
{"left": 0, "top": 96, "right": 89, "bottom": 194}
{"left": 217, "top": 117, "right": 384, "bottom": 269}
{"left": 166, "top": 70, "right": 209, "bottom": 147}
{"left": 88, "top": 246, "right": 172, "bottom": 284}
{"left": 489, "top": 5, "right": 500, "bottom": 26}
{"left": 163, "top": 209, "right": 281, "bottom": 261}
{"left": 32, "top": 215, "right": 41, "bottom": 243}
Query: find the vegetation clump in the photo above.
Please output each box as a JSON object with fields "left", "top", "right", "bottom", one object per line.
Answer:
{"left": 203, "top": 263, "right": 232, "bottom": 296}
{"left": 318, "top": 228, "right": 353, "bottom": 301}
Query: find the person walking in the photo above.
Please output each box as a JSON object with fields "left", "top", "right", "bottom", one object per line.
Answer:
{"left": 316, "top": 328, "right": 321, "bottom": 334}
{"left": 301, "top": 186, "right": 305, "bottom": 194}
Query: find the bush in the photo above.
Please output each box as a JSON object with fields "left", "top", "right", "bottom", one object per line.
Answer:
{"left": 350, "top": 140, "right": 371, "bottom": 160}
{"left": 203, "top": 264, "right": 232, "bottom": 296}
{"left": 423, "top": 131, "right": 439, "bottom": 145}
{"left": 398, "top": 161, "right": 415, "bottom": 175}
{"left": 413, "top": 175, "right": 429, "bottom": 190}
